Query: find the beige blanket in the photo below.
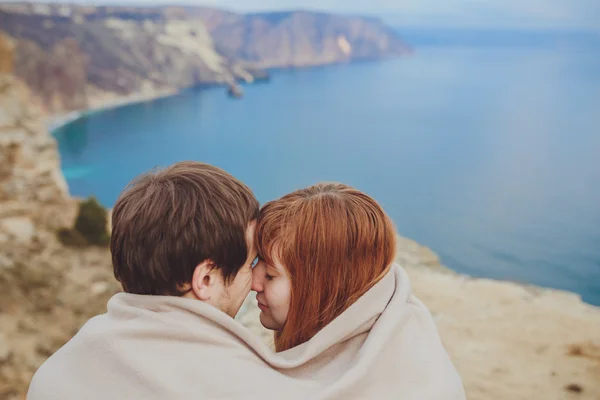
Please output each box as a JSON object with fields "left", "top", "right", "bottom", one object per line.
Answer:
{"left": 27, "top": 264, "right": 465, "bottom": 399}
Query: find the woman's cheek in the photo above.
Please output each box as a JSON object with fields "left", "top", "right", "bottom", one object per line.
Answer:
{"left": 273, "top": 281, "right": 291, "bottom": 325}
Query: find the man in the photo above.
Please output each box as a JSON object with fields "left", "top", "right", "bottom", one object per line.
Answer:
{"left": 27, "top": 161, "right": 274, "bottom": 399}
{"left": 109, "top": 160, "right": 259, "bottom": 316}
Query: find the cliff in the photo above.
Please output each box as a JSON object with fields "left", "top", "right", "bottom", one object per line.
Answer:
{"left": 0, "top": 3, "right": 263, "bottom": 114}
{"left": 0, "top": 3, "right": 408, "bottom": 115}
{"left": 0, "top": 33, "right": 14, "bottom": 74}
{"left": 190, "top": 9, "right": 410, "bottom": 68}
{"left": 0, "top": 74, "right": 120, "bottom": 399}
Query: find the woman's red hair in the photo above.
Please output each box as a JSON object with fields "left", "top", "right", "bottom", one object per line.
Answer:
{"left": 256, "top": 183, "right": 396, "bottom": 352}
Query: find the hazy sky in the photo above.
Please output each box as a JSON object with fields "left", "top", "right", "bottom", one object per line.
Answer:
{"left": 17, "top": 0, "right": 600, "bottom": 30}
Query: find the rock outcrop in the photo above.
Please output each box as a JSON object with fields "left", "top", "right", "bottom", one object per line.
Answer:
{"left": 0, "top": 74, "right": 71, "bottom": 230}
{"left": 14, "top": 37, "right": 89, "bottom": 114}
{"left": 0, "top": 2, "right": 410, "bottom": 121}
{"left": 0, "top": 3, "right": 408, "bottom": 115}
{"left": 0, "top": 4, "right": 265, "bottom": 114}
{"left": 191, "top": 9, "right": 410, "bottom": 68}
{"left": 0, "top": 34, "right": 14, "bottom": 74}
{"left": 0, "top": 74, "right": 120, "bottom": 399}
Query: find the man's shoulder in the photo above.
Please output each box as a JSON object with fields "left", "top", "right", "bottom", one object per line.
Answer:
{"left": 26, "top": 314, "right": 112, "bottom": 399}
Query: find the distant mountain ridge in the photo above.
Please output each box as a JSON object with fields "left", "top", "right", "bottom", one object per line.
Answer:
{"left": 0, "top": 2, "right": 408, "bottom": 115}
{"left": 193, "top": 8, "right": 409, "bottom": 68}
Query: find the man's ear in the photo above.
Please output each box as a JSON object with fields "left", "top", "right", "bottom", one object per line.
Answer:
{"left": 191, "top": 260, "right": 217, "bottom": 301}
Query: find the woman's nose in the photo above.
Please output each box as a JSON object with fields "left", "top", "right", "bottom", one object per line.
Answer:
{"left": 251, "top": 274, "right": 263, "bottom": 293}
{"left": 251, "top": 264, "right": 264, "bottom": 292}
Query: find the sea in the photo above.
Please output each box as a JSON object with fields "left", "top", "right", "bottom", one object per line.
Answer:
{"left": 53, "top": 29, "right": 600, "bottom": 305}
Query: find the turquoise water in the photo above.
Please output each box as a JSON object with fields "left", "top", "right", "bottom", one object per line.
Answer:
{"left": 54, "top": 46, "right": 600, "bottom": 305}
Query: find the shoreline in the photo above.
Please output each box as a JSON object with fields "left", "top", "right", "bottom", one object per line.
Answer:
{"left": 47, "top": 87, "right": 180, "bottom": 133}
{"left": 46, "top": 78, "right": 270, "bottom": 133}
{"left": 45, "top": 57, "right": 403, "bottom": 132}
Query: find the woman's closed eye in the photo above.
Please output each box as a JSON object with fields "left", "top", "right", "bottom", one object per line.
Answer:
{"left": 265, "top": 274, "right": 274, "bottom": 281}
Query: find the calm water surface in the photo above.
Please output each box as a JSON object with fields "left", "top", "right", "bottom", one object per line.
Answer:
{"left": 54, "top": 46, "right": 600, "bottom": 305}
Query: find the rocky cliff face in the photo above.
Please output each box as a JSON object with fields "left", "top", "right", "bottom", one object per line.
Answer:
{"left": 0, "top": 3, "right": 264, "bottom": 114}
{"left": 191, "top": 9, "right": 410, "bottom": 68}
{"left": 0, "top": 3, "right": 408, "bottom": 115}
{"left": 15, "top": 37, "right": 89, "bottom": 113}
{"left": 0, "top": 74, "right": 120, "bottom": 399}
{"left": 0, "top": 33, "right": 14, "bottom": 74}
{"left": 0, "top": 74, "right": 71, "bottom": 230}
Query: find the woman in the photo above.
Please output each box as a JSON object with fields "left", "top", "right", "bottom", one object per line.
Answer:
{"left": 251, "top": 182, "right": 466, "bottom": 399}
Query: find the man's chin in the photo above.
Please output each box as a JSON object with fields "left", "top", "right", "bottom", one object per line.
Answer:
{"left": 225, "top": 289, "right": 252, "bottom": 318}
{"left": 233, "top": 299, "right": 250, "bottom": 318}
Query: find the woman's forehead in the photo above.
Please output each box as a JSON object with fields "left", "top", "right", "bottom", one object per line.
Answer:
{"left": 265, "top": 258, "right": 286, "bottom": 273}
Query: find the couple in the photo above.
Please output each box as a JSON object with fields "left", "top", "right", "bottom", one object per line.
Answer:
{"left": 28, "top": 161, "right": 465, "bottom": 400}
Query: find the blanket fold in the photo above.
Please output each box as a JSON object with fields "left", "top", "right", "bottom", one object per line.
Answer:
{"left": 27, "top": 264, "right": 466, "bottom": 400}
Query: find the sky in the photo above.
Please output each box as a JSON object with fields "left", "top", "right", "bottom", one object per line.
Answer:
{"left": 207, "top": 0, "right": 600, "bottom": 30}
{"left": 10, "top": 0, "right": 600, "bottom": 30}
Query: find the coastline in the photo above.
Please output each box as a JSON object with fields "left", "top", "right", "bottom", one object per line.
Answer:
{"left": 45, "top": 55, "right": 410, "bottom": 133}
{"left": 46, "top": 77, "right": 269, "bottom": 133}
{"left": 47, "top": 87, "right": 179, "bottom": 133}
{"left": 45, "top": 56, "right": 407, "bottom": 133}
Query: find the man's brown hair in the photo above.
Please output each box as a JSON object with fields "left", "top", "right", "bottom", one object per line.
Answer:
{"left": 111, "top": 161, "right": 259, "bottom": 296}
